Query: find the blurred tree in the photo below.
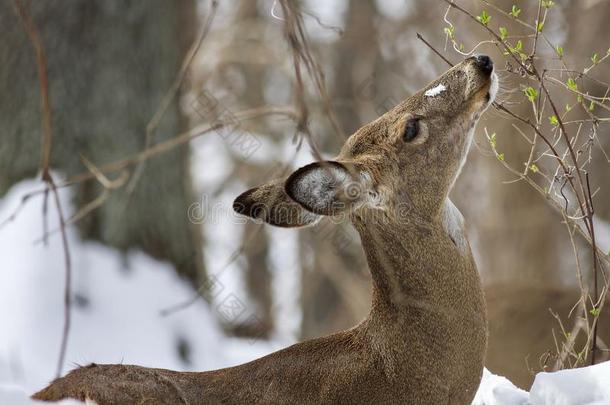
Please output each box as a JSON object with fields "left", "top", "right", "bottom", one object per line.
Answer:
{"left": 0, "top": 1, "right": 205, "bottom": 284}
{"left": 299, "top": 0, "right": 380, "bottom": 340}
{"left": 564, "top": 0, "right": 610, "bottom": 225}
{"left": 223, "top": 0, "right": 274, "bottom": 339}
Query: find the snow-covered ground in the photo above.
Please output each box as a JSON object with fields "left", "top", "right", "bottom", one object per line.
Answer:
{"left": 0, "top": 179, "right": 286, "bottom": 403}
{"left": 0, "top": 179, "right": 609, "bottom": 405}
{"left": 475, "top": 362, "right": 610, "bottom": 405}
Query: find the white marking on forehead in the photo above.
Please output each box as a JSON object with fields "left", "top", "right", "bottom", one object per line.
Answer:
{"left": 424, "top": 83, "right": 446, "bottom": 97}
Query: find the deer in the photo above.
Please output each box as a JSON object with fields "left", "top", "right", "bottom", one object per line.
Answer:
{"left": 33, "top": 54, "right": 497, "bottom": 404}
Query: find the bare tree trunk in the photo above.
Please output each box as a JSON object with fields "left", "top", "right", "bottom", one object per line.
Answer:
{"left": 564, "top": 1, "right": 610, "bottom": 227}
{"left": 299, "top": 0, "right": 381, "bottom": 339}
{"left": 0, "top": 1, "right": 205, "bottom": 284}
{"left": 218, "top": 0, "right": 274, "bottom": 338}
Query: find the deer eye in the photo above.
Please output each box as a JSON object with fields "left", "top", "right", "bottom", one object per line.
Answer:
{"left": 403, "top": 118, "right": 420, "bottom": 142}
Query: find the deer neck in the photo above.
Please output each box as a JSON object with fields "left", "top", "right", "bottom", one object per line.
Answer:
{"left": 353, "top": 199, "right": 484, "bottom": 325}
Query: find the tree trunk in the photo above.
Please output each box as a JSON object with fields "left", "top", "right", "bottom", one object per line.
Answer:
{"left": 299, "top": 0, "right": 381, "bottom": 339}
{"left": 220, "top": 0, "right": 275, "bottom": 339}
{"left": 0, "top": 1, "right": 205, "bottom": 284}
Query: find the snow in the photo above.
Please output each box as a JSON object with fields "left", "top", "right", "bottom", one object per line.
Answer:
{"left": 0, "top": 178, "right": 286, "bottom": 404}
{"left": 424, "top": 83, "right": 447, "bottom": 97}
{"left": 1, "top": 178, "right": 609, "bottom": 405}
{"left": 529, "top": 361, "right": 610, "bottom": 405}
{"left": 475, "top": 364, "right": 610, "bottom": 405}
{"left": 474, "top": 368, "right": 530, "bottom": 405}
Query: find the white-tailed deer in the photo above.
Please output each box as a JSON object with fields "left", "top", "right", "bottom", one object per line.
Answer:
{"left": 33, "top": 55, "right": 497, "bottom": 404}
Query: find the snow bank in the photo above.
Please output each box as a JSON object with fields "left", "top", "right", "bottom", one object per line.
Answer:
{"left": 476, "top": 363, "right": 610, "bottom": 405}
{"left": 473, "top": 368, "right": 529, "bottom": 405}
{"left": 529, "top": 361, "right": 610, "bottom": 405}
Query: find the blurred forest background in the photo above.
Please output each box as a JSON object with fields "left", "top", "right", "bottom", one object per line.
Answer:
{"left": 1, "top": 0, "right": 610, "bottom": 391}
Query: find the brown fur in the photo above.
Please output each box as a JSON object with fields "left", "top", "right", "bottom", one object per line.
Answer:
{"left": 33, "top": 56, "right": 496, "bottom": 404}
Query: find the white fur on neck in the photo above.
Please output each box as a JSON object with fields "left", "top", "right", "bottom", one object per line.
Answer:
{"left": 452, "top": 72, "right": 498, "bottom": 188}
{"left": 442, "top": 199, "right": 469, "bottom": 257}
{"left": 489, "top": 72, "right": 499, "bottom": 102}
{"left": 455, "top": 126, "right": 475, "bottom": 182}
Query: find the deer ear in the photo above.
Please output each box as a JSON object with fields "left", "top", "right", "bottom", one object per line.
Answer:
{"left": 285, "top": 161, "right": 366, "bottom": 216}
{"left": 233, "top": 178, "right": 320, "bottom": 228}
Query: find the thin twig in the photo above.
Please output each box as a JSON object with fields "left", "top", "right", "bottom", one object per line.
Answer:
{"left": 279, "top": 0, "right": 346, "bottom": 152}
{"left": 32, "top": 157, "right": 130, "bottom": 244}
{"left": 62, "top": 106, "right": 297, "bottom": 186}
{"left": 416, "top": 33, "right": 454, "bottom": 67}
{"left": 48, "top": 179, "right": 72, "bottom": 378}
{"left": 586, "top": 173, "right": 600, "bottom": 364}
{"left": 0, "top": 106, "right": 299, "bottom": 230}
{"left": 13, "top": 0, "right": 73, "bottom": 377}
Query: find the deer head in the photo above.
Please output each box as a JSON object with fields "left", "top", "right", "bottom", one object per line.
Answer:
{"left": 234, "top": 55, "right": 497, "bottom": 227}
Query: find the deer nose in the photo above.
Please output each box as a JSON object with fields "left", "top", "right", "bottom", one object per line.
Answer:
{"left": 474, "top": 55, "right": 493, "bottom": 75}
